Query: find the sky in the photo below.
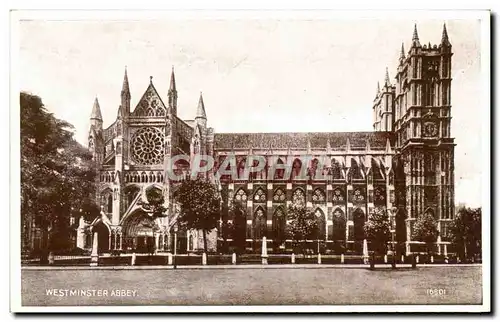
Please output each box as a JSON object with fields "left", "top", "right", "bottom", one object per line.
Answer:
{"left": 17, "top": 16, "right": 484, "bottom": 207}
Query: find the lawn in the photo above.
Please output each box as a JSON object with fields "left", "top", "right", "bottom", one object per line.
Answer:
{"left": 21, "top": 266, "right": 482, "bottom": 306}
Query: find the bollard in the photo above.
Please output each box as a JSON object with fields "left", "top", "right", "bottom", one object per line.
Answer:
{"left": 48, "top": 252, "right": 54, "bottom": 265}
{"left": 411, "top": 254, "right": 417, "bottom": 268}
{"left": 369, "top": 253, "right": 375, "bottom": 270}
{"left": 202, "top": 253, "right": 207, "bottom": 266}
{"left": 232, "top": 253, "right": 236, "bottom": 265}
{"left": 401, "top": 255, "right": 405, "bottom": 263}
{"left": 384, "top": 255, "right": 388, "bottom": 263}
{"left": 318, "top": 253, "right": 322, "bottom": 264}
{"left": 90, "top": 232, "right": 99, "bottom": 267}
{"left": 430, "top": 255, "right": 434, "bottom": 263}
{"left": 445, "top": 257, "right": 449, "bottom": 264}
{"left": 261, "top": 237, "right": 268, "bottom": 265}
{"left": 416, "top": 255, "right": 420, "bottom": 264}
{"left": 131, "top": 253, "right": 136, "bottom": 266}
{"left": 291, "top": 253, "right": 296, "bottom": 264}
{"left": 341, "top": 253, "right": 344, "bottom": 264}
{"left": 167, "top": 253, "right": 173, "bottom": 265}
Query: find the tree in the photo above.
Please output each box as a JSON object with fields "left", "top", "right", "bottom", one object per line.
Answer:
{"left": 411, "top": 210, "right": 439, "bottom": 256}
{"left": 20, "top": 92, "right": 98, "bottom": 261}
{"left": 285, "top": 205, "right": 319, "bottom": 256}
{"left": 364, "top": 208, "right": 391, "bottom": 255}
{"left": 448, "top": 207, "right": 481, "bottom": 261}
{"left": 174, "top": 178, "right": 221, "bottom": 252}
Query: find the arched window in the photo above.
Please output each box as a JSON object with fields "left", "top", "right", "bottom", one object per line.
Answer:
{"left": 273, "top": 188, "right": 286, "bottom": 203}
{"left": 234, "top": 189, "right": 248, "bottom": 203}
{"left": 107, "top": 195, "right": 113, "bottom": 213}
{"left": 273, "top": 207, "right": 286, "bottom": 244}
{"left": 350, "top": 159, "right": 364, "bottom": 180}
{"left": 312, "top": 188, "right": 326, "bottom": 203}
{"left": 292, "top": 189, "right": 305, "bottom": 208}
{"left": 330, "top": 159, "right": 343, "bottom": 180}
{"left": 314, "top": 209, "right": 326, "bottom": 240}
{"left": 253, "top": 188, "right": 266, "bottom": 203}
{"left": 253, "top": 207, "right": 267, "bottom": 240}
{"left": 237, "top": 158, "right": 246, "bottom": 179}
{"left": 274, "top": 158, "right": 285, "bottom": 180}
{"left": 291, "top": 158, "right": 302, "bottom": 180}
{"left": 331, "top": 208, "right": 346, "bottom": 241}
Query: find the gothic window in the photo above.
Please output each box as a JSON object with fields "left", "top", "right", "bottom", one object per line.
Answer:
{"left": 130, "top": 127, "right": 165, "bottom": 165}
{"left": 292, "top": 189, "right": 305, "bottom": 207}
{"left": 332, "top": 188, "right": 345, "bottom": 203}
{"left": 253, "top": 188, "right": 266, "bottom": 202}
{"left": 273, "top": 188, "right": 286, "bottom": 203}
{"left": 237, "top": 158, "right": 246, "bottom": 179}
{"left": 234, "top": 189, "right": 248, "bottom": 202}
{"left": 273, "top": 207, "right": 286, "bottom": 243}
{"left": 350, "top": 160, "right": 364, "bottom": 180}
{"left": 253, "top": 207, "right": 267, "bottom": 240}
{"left": 314, "top": 209, "right": 326, "bottom": 240}
{"left": 312, "top": 188, "right": 326, "bottom": 203}
{"left": 352, "top": 188, "right": 365, "bottom": 203}
{"left": 274, "top": 158, "right": 285, "bottom": 180}
{"left": 371, "top": 159, "right": 384, "bottom": 180}
{"left": 291, "top": 158, "right": 302, "bottom": 179}
{"left": 374, "top": 187, "right": 386, "bottom": 205}
{"left": 330, "top": 159, "right": 343, "bottom": 180}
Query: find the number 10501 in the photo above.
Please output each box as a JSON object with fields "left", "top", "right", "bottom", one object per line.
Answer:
{"left": 426, "top": 289, "right": 447, "bottom": 296}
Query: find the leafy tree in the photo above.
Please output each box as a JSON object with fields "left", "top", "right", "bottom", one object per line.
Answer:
{"left": 364, "top": 208, "right": 391, "bottom": 255}
{"left": 285, "top": 205, "right": 319, "bottom": 256}
{"left": 448, "top": 207, "right": 481, "bottom": 261}
{"left": 411, "top": 210, "right": 439, "bottom": 256}
{"left": 174, "top": 178, "right": 221, "bottom": 252}
{"left": 20, "top": 92, "right": 98, "bottom": 261}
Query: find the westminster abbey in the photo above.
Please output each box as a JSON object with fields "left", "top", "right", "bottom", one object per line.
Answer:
{"left": 77, "top": 24, "right": 455, "bottom": 256}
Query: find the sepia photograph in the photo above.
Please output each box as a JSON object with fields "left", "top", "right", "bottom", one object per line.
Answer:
{"left": 10, "top": 9, "right": 490, "bottom": 313}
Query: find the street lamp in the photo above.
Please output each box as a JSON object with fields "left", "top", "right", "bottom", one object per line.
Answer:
{"left": 173, "top": 223, "right": 178, "bottom": 269}
{"left": 389, "top": 208, "right": 396, "bottom": 269}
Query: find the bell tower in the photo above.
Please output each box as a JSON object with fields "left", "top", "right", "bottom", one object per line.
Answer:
{"left": 394, "top": 24, "right": 455, "bottom": 253}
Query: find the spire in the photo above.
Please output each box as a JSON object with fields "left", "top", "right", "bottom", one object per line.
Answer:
{"left": 400, "top": 42, "right": 406, "bottom": 60}
{"left": 441, "top": 23, "right": 451, "bottom": 46}
{"left": 169, "top": 66, "right": 176, "bottom": 92}
{"left": 306, "top": 138, "right": 312, "bottom": 155}
{"left": 365, "top": 139, "right": 371, "bottom": 152}
{"left": 346, "top": 138, "right": 351, "bottom": 153}
{"left": 326, "top": 139, "right": 332, "bottom": 153}
{"left": 121, "top": 66, "right": 130, "bottom": 95}
{"left": 196, "top": 92, "right": 207, "bottom": 119}
{"left": 377, "top": 81, "right": 380, "bottom": 95}
{"left": 91, "top": 97, "right": 102, "bottom": 120}
{"left": 412, "top": 24, "right": 421, "bottom": 47}
{"left": 117, "top": 104, "right": 123, "bottom": 119}
{"left": 384, "top": 67, "right": 391, "bottom": 87}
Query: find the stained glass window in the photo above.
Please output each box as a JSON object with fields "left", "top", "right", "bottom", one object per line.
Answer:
{"left": 131, "top": 127, "right": 165, "bottom": 165}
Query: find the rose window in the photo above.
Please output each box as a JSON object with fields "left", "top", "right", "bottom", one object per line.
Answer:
{"left": 273, "top": 188, "right": 286, "bottom": 202}
{"left": 131, "top": 127, "right": 165, "bottom": 165}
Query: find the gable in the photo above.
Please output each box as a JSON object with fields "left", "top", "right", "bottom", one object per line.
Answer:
{"left": 131, "top": 83, "right": 167, "bottom": 117}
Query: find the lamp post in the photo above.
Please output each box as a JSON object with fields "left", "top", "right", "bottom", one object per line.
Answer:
{"left": 173, "top": 223, "right": 178, "bottom": 269}
{"left": 389, "top": 208, "right": 396, "bottom": 269}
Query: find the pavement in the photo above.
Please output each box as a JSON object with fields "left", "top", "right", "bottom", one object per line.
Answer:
{"left": 21, "top": 263, "right": 482, "bottom": 270}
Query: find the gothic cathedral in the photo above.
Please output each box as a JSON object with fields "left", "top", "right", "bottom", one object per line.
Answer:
{"left": 79, "top": 24, "right": 455, "bottom": 256}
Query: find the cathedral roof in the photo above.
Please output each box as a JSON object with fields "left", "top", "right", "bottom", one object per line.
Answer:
{"left": 213, "top": 131, "right": 395, "bottom": 151}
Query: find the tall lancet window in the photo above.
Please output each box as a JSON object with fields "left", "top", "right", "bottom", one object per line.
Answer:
{"left": 426, "top": 60, "right": 440, "bottom": 107}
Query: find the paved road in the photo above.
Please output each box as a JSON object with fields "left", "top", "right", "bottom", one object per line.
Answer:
{"left": 21, "top": 266, "right": 482, "bottom": 306}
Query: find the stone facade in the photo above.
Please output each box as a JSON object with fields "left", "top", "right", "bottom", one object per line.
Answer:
{"left": 80, "top": 24, "right": 455, "bottom": 255}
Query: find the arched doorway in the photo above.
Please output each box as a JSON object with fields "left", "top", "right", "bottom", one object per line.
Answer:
{"left": 122, "top": 210, "right": 159, "bottom": 253}
{"left": 93, "top": 220, "right": 110, "bottom": 254}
